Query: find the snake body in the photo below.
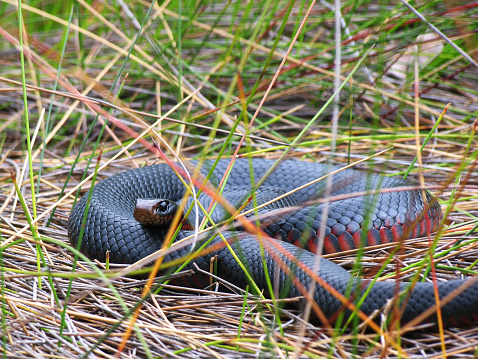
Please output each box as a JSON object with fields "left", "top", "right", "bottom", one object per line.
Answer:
{"left": 68, "top": 159, "right": 478, "bottom": 327}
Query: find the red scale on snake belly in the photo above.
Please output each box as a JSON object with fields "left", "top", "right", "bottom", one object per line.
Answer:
{"left": 366, "top": 228, "right": 381, "bottom": 246}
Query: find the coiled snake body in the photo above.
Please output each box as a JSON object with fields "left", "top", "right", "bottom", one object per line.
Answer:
{"left": 67, "top": 159, "right": 478, "bottom": 327}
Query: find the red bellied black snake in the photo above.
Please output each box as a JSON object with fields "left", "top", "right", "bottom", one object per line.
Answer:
{"left": 67, "top": 159, "right": 478, "bottom": 327}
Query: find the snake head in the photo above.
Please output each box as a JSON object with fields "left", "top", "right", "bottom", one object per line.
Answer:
{"left": 133, "top": 198, "right": 179, "bottom": 226}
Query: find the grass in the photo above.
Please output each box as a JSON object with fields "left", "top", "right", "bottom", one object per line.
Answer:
{"left": 1, "top": 0, "right": 478, "bottom": 357}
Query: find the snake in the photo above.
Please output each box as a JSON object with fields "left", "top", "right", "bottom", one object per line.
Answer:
{"left": 67, "top": 159, "right": 478, "bottom": 327}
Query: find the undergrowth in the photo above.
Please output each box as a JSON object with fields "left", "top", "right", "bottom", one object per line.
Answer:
{"left": 0, "top": 0, "right": 477, "bottom": 358}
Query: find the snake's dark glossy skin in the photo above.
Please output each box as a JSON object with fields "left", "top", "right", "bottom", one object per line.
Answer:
{"left": 67, "top": 159, "right": 478, "bottom": 327}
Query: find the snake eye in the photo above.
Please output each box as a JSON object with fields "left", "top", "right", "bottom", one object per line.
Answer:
{"left": 157, "top": 200, "right": 169, "bottom": 213}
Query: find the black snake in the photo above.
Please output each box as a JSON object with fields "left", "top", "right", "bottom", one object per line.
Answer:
{"left": 67, "top": 159, "right": 478, "bottom": 327}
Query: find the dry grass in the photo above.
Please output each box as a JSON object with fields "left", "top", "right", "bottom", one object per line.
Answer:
{"left": 1, "top": 150, "right": 478, "bottom": 358}
{"left": 1, "top": 0, "right": 478, "bottom": 358}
